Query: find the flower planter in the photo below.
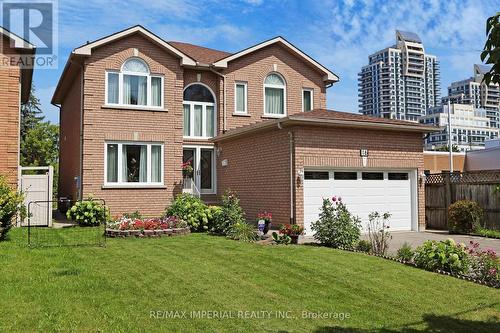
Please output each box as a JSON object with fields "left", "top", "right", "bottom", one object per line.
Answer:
{"left": 263, "top": 221, "right": 271, "bottom": 235}
{"left": 290, "top": 235, "right": 299, "bottom": 244}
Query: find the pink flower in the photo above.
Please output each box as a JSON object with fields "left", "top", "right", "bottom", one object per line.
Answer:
{"left": 332, "top": 196, "right": 337, "bottom": 202}
{"left": 338, "top": 197, "right": 342, "bottom": 202}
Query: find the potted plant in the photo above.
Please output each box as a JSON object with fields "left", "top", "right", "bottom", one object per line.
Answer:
{"left": 182, "top": 161, "right": 194, "bottom": 179}
{"left": 257, "top": 211, "right": 272, "bottom": 235}
{"left": 280, "top": 224, "right": 304, "bottom": 244}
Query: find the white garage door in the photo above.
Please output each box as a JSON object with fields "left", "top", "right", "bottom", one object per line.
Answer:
{"left": 303, "top": 170, "right": 415, "bottom": 235}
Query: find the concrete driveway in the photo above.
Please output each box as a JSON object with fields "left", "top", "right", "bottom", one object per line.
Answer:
{"left": 362, "top": 230, "right": 500, "bottom": 254}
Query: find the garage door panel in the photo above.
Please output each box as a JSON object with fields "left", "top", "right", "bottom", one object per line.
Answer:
{"left": 304, "top": 169, "right": 414, "bottom": 235}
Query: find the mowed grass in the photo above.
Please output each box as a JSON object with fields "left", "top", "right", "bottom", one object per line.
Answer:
{"left": 1, "top": 229, "right": 499, "bottom": 332}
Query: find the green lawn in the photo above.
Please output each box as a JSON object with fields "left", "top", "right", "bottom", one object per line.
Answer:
{"left": 1, "top": 229, "right": 499, "bottom": 332}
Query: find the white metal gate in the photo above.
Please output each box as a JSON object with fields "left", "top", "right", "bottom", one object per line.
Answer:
{"left": 19, "top": 166, "right": 53, "bottom": 227}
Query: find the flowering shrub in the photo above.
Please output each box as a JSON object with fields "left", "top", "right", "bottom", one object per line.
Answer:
{"left": 0, "top": 175, "right": 26, "bottom": 241}
{"left": 466, "top": 241, "right": 500, "bottom": 286}
{"left": 210, "top": 191, "right": 245, "bottom": 235}
{"left": 414, "top": 239, "right": 470, "bottom": 275}
{"left": 107, "top": 216, "right": 187, "bottom": 231}
{"left": 66, "top": 197, "right": 108, "bottom": 226}
{"left": 448, "top": 200, "right": 483, "bottom": 234}
{"left": 311, "top": 196, "right": 361, "bottom": 249}
{"left": 165, "top": 194, "right": 211, "bottom": 232}
{"left": 367, "top": 211, "right": 392, "bottom": 255}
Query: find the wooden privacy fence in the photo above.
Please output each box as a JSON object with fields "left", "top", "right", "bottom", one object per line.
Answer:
{"left": 425, "top": 171, "right": 500, "bottom": 230}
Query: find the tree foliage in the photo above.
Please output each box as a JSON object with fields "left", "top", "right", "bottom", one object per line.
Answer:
{"left": 20, "top": 121, "right": 59, "bottom": 167}
{"left": 481, "top": 12, "right": 500, "bottom": 85}
{"left": 435, "top": 144, "right": 460, "bottom": 152}
{"left": 20, "top": 87, "right": 44, "bottom": 140}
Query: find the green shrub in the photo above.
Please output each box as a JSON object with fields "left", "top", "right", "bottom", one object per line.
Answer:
{"left": 165, "top": 194, "right": 211, "bottom": 232}
{"left": 226, "top": 222, "right": 258, "bottom": 242}
{"left": 0, "top": 176, "right": 26, "bottom": 241}
{"left": 414, "top": 239, "right": 469, "bottom": 275}
{"left": 122, "top": 211, "right": 142, "bottom": 220}
{"left": 396, "top": 242, "right": 414, "bottom": 262}
{"left": 66, "top": 197, "right": 108, "bottom": 226}
{"left": 311, "top": 197, "right": 361, "bottom": 249}
{"left": 356, "top": 240, "right": 372, "bottom": 253}
{"left": 210, "top": 191, "right": 245, "bottom": 235}
{"left": 474, "top": 228, "right": 500, "bottom": 239}
{"left": 272, "top": 232, "right": 291, "bottom": 245}
{"left": 448, "top": 200, "right": 483, "bottom": 234}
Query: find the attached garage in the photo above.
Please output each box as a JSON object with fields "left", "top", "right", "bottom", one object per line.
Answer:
{"left": 303, "top": 169, "right": 418, "bottom": 235}
{"left": 213, "top": 109, "right": 437, "bottom": 232}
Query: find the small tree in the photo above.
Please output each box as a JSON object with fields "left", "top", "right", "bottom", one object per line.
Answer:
{"left": 311, "top": 197, "right": 361, "bottom": 249}
{"left": 481, "top": 12, "right": 500, "bottom": 85}
{"left": 20, "top": 87, "right": 44, "bottom": 140}
{"left": 0, "top": 176, "right": 26, "bottom": 241}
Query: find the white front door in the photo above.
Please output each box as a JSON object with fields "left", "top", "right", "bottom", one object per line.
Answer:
{"left": 303, "top": 170, "right": 416, "bottom": 235}
{"left": 183, "top": 146, "right": 216, "bottom": 194}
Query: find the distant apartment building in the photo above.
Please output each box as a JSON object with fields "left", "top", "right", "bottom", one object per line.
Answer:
{"left": 443, "top": 64, "right": 500, "bottom": 131}
{"left": 420, "top": 104, "right": 497, "bottom": 151}
{"left": 359, "top": 30, "right": 440, "bottom": 121}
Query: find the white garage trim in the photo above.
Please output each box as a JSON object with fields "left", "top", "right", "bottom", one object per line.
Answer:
{"left": 303, "top": 168, "right": 419, "bottom": 236}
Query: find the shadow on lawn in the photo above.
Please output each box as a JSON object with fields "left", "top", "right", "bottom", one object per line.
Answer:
{"left": 312, "top": 311, "right": 499, "bottom": 333}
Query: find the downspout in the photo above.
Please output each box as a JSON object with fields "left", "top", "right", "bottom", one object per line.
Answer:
{"left": 209, "top": 67, "right": 227, "bottom": 133}
{"left": 288, "top": 130, "right": 295, "bottom": 225}
{"left": 78, "top": 63, "right": 85, "bottom": 201}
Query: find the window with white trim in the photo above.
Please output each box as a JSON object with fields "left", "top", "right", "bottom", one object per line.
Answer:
{"left": 106, "top": 58, "right": 164, "bottom": 108}
{"left": 105, "top": 142, "right": 163, "bottom": 185}
{"left": 183, "top": 84, "right": 216, "bottom": 138}
{"left": 264, "top": 73, "right": 286, "bottom": 116}
{"left": 234, "top": 82, "right": 247, "bottom": 114}
{"left": 302, "top": 88, "right": 313, "bottom": 112}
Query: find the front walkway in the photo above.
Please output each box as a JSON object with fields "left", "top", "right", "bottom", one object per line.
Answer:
{"left": 301, "top": 230, "right": 500, "bottom": 254}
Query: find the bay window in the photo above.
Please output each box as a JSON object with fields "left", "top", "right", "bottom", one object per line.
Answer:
{"left": 105, "top": 58, "right": 163, "bottom": 108}
{"left": 264, "top": 73, "right": 286, "bottom": 116}
{"left": 105, "top": 142, "right": 163, "bottom": 186}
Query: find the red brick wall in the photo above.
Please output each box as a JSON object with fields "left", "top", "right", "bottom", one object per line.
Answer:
{"left": 80, "top": 34, "right": 184, "bottom": 217}
{"left": 217, "top": 125, "right": 425, "bottom": 229}
{"left": 293, "top": 126, "right": 425, "bottom": 230}
{"left": 0, "top": 35, "right": 21, "bottom": 188}
{"left": 59, "top": 70, "right": 82, "bottom": 200}
{"left": 217, "top": 128, "right": 291, "bottom": 225}
{"left": 222, "top": 43, "right": 327, "bottom": 130}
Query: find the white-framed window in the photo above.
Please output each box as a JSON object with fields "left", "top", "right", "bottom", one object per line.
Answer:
{"left": 183, "top": 83, "right": 216, "bottom": 138}
{"left": 105, "top": 58, "right": 164, "bottom": 109}
{"left": 234, "top": 82, "right": 247, "bottom": 114}
{"left": 104, "top": 141, "right": 164, "bottom": 186}
{"left": 264, "top": 73, "right": 286, "bottom": 117}
{"left": 302, "top": 88, "right": 313, "bottom": 112}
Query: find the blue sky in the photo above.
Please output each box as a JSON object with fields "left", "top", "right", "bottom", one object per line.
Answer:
{"left": 24, "top": 0, "right": 499, "bottom": 123}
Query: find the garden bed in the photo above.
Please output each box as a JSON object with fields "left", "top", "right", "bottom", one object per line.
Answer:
{"left": 105, "top": 227, "right": 190, "bottom": 238}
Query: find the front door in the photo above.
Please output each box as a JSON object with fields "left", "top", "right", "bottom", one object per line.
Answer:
{"left": 183, "top": 146, "right": 215, "bottom": 194}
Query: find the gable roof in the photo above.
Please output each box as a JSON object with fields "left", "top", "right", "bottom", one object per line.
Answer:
{"left": 212, "top": 109, "right": 438, "bottom": 142}
{"left": 73, "top": 25, "right": 196, "bottom": 66}
{"left": 168, "top": 41, "right": 231, "bottom": 65}
{"left": 0, "top": 26, "right": 36, "bottom": 103}
{"left": 212, "top": 36, "right": 339, "bottom": 83}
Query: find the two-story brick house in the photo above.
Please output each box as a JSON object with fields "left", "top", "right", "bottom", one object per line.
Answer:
{"left": 0, "top": 27, "right": 35, "bottom": 188}
{"left": 53, "top": 26, "right": 436, "bottom": 232}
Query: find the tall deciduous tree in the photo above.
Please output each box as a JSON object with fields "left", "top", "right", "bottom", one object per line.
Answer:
{"left": 481, "top": 12, "right": 500, "bottom": 85}
{"left": 20, "top": 87, "right": 44, "bottom": 140}
{"left": 20, "top": 121, "right": 59, "bottom": 167}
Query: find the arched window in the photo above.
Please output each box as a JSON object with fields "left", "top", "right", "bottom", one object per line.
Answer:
{"left": 183, "top": 84, "right": 216, "bottom": 138}
{"left": 264, "top": 73, "right": 286, "bottom": 116}
{"left": 106, "top": 58, "right": 163, "bottom": 108}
